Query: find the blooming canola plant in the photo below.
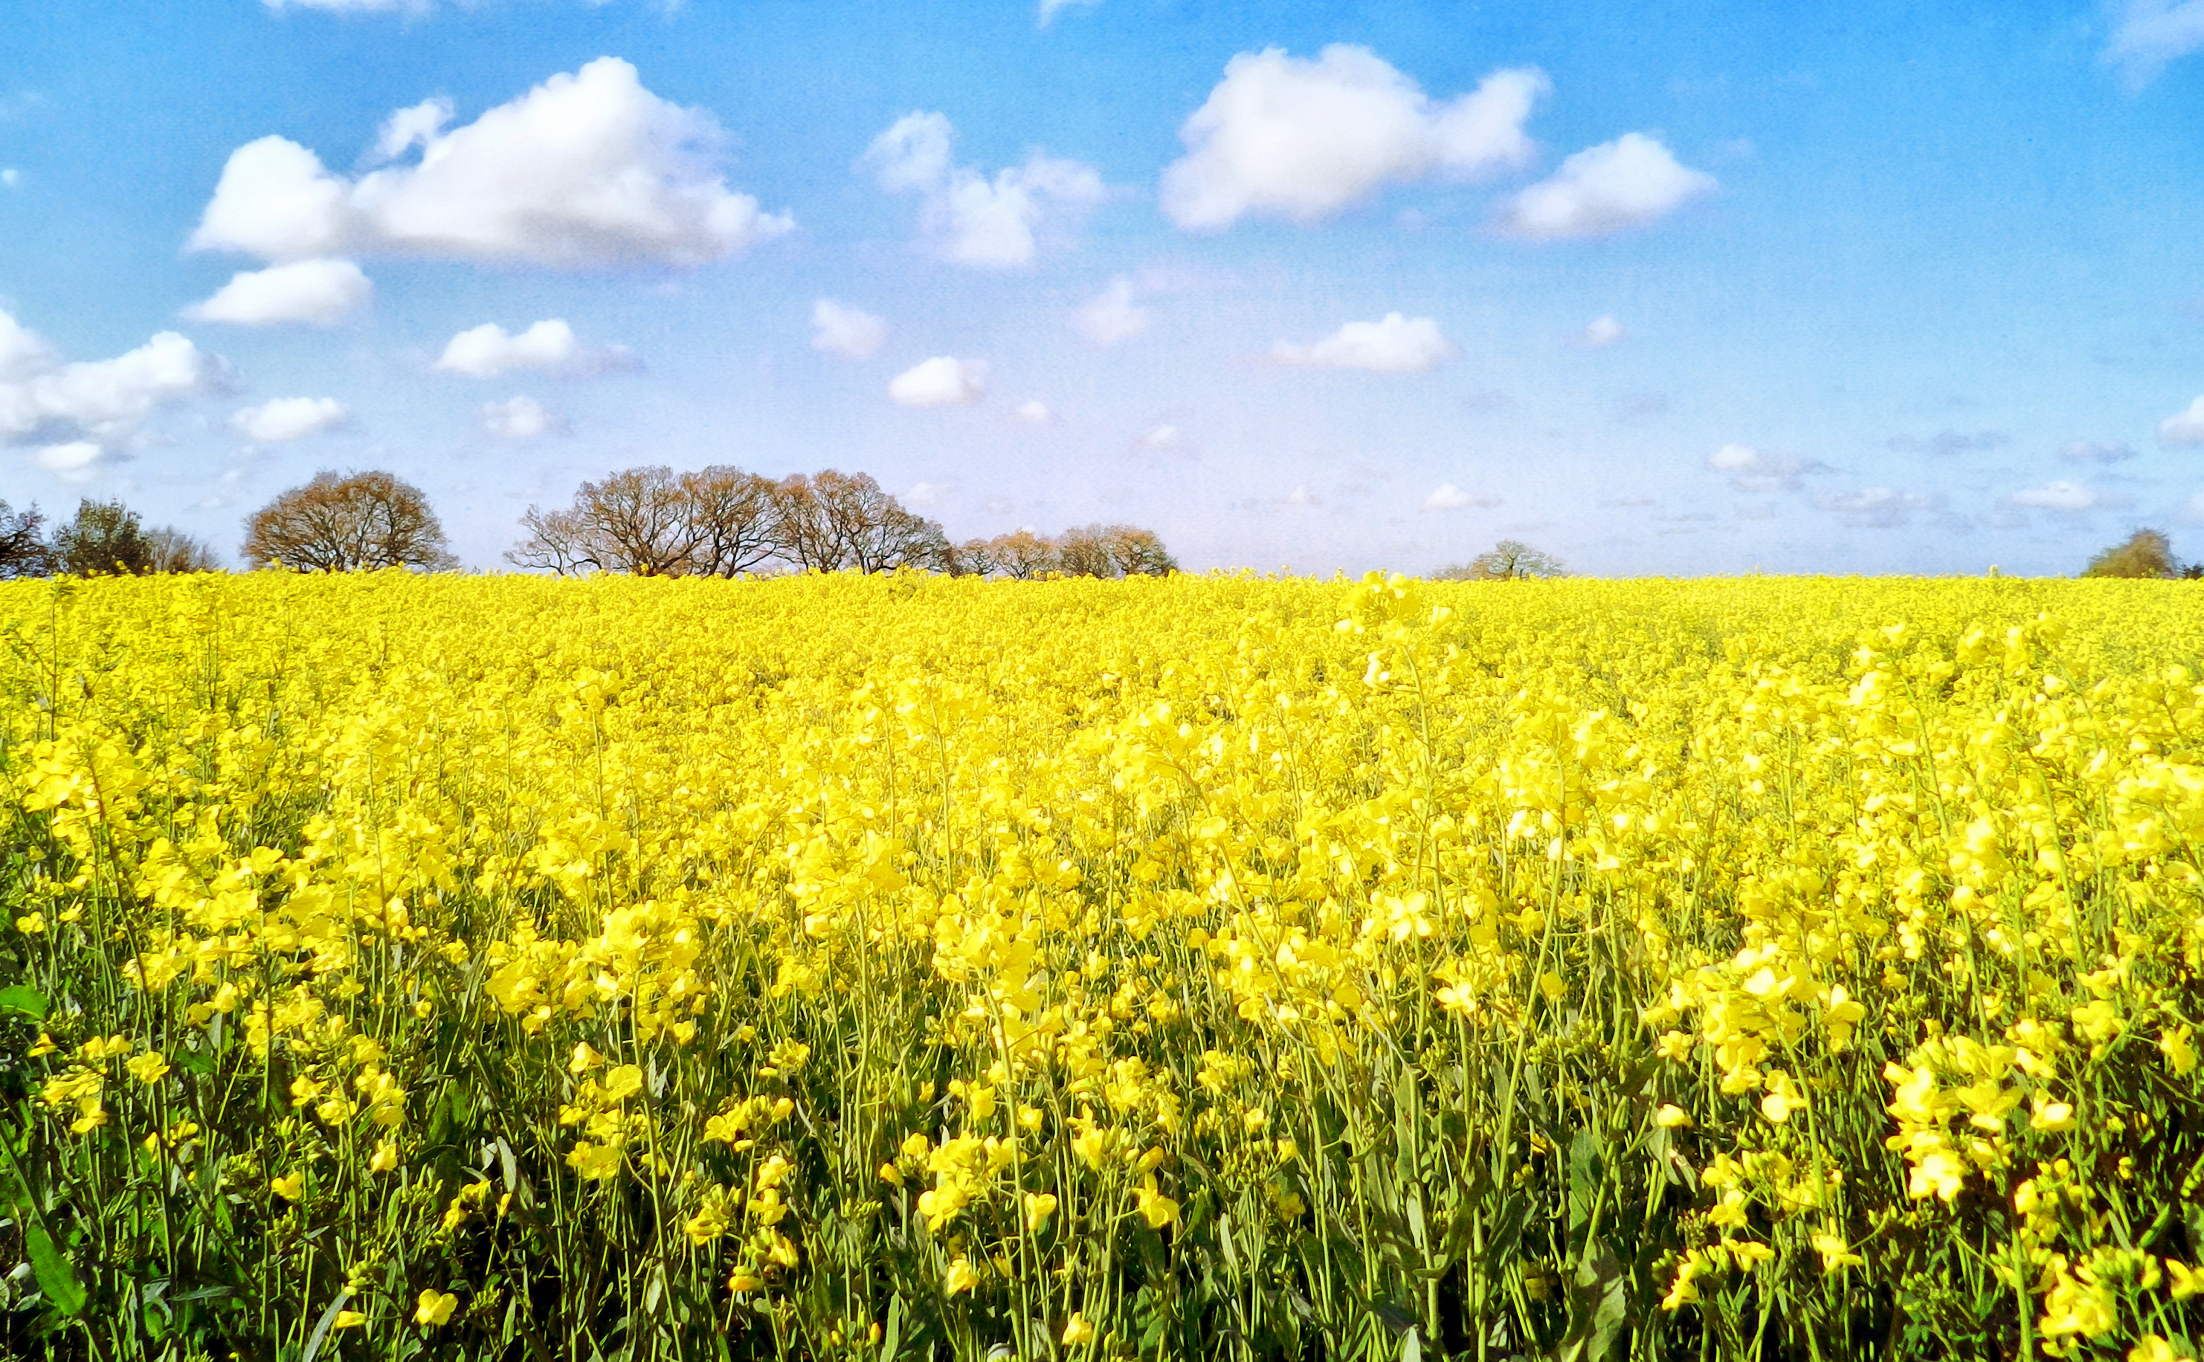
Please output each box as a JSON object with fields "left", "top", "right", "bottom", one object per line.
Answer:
{"left": 1, "top": 570, "right": 2201, "bottom": 1358}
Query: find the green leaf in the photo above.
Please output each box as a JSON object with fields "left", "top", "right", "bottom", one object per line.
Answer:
{"left": 0, "top": 985, "right": 49, "bottom": 1020}
{"left": 27, "top": 1223, "right": 87, "bottom": 1317}
{"left": 878, "top": 1291, "right": 903, "bottom": 1362}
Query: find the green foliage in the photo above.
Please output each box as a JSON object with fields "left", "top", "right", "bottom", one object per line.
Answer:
{"left": 2081, "top": 528, "right": 2183, "bottom": 579}
{"left": 51, "top": 500, "right": 152, "bottom": 577}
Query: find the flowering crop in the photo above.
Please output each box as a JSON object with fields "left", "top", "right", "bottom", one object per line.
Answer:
{"left": 0, "top": 570, "right": 2201, "bottom": 1360}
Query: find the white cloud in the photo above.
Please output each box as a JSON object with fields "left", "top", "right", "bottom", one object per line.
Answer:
{"left": 2159, "top": 394, "right": 2204, "bottom": 446}
{"left": 1273, "top": 313, "right": 1454, "bottom": 372}
{"left": 1073, "top": 277, "right": 1150, "bottom": 347}
{"left": 811, "top": 299, "right": 888, "bottom": 358}
{"left": 230, "top": 396, "right": 352, "bottom": 442}
{"left": 1, "top": 169, "right": 18, "bottom": 189}
{"left": 2010, "top": 480, "right": 2116, "bottom": 513}
{"left": 1036, "top": 0, "right": 1099, "bottom": 25}
{"left": 1812, "top": 487, "right": 1940, "bottom": 528}
{"left": 190, "top": 58, "right": 793, "bottom": 267}
{"left": 434, "top": 319, "right": 635, "bottom": 379}
{"left": 906, "top": 480, "right": 952, "bottom": 507}
{"left": 2059, "top": 438, "right": 2137, "bottom": 463}
{"left": 1706, "top": 443, "right": 1826, "bottom": 492}
{"left": 861, "top": 111, "right": 1105, "bottom": 268}
{"left": 1136, "top": 424, "right": 1183, "bottom": 451}
{"left": 1423, "top": 482, "right": 1501, "bottom": 510}
{"left": 1014, "top": 399, "right": 1058, "bottom": 424}
{"left": 1494, "top": 132, "right": 1714, "bottom": 240}
{"left": 33, "top": 441, "right": 106, "bottom": 481}
{"left": 2107, "top": 1, "right": 2204, "bottom": 85}
{"left": 1161, "top": 47, "right": 1546, "bottom": 231}
{"left": 1576, "top": 315, "right": 1625, "bottom": 348}
{"left": 185, "top": 257, "right": 372, "bottom": 326}
{"left": 480, "top": 395, "right": 567, "bottom": 440}
{"left": 888, "top": 356, "right": 987, "bottom": 407}
{"left": 2184, "top": 490, "right": 2204, "bottom": 523}
{"left": 0, "top": 310, "right": 222, "bottom": 445}
{"left": 371, "top": 97, "right": 453, "bottom": 163}
{"left": 1287, "top": 485, "right": 1319, "bottom": 506}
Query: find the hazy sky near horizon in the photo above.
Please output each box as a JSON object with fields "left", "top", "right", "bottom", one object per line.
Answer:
{"left": 6, "top": 0, "right": 2204, "bottom": 575}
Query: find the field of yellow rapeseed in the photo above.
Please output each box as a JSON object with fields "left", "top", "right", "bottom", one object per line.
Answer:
{"left": 1, "top": 570, "right": 2201, "bottom": 1361}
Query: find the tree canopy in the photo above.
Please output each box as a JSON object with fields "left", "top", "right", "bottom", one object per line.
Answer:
{"left": 243, "top": 470, "right": 457, "bottom": 572}
{"left": 1433, "top": 539, "right": 1568, "bottom": 581}
{"left": 2080, "top": 528, "right": 2191, "bottom": 579}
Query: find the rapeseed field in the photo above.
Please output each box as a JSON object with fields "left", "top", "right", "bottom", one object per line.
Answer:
{"left": 1, "top": 570, "right": 2201, "bottom": 1361}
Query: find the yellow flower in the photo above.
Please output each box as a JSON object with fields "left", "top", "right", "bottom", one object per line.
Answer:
{"left": 369, "top": 1141, "right": 400, "bottom": 1174}
{"left": 569, "top": 1042, "right": 604, "bottom": 1073}
{"left": 1135, "top": 1175, "right": 1179, "bottom": 1230}
{"left": 270, "top": 1172, "right": 304, "bottom": 1200}
{"left": 943, "top": 1257, "right": 979, "bottom": 1295}
{"left": 567, "top": 1141, "right": 623, "bottom": 1180}
{"left": 1654, "top": 1104, "right": 1691, "bottom": 1128}
{"left": 1062, "top": 1312, "right": 1096, "bottom": 1346}
{"left": 332, "top": 1310, "right": 367, "bottom": 1329}
{"left": 414, "top": 1289, "right": 458, "bottom": 1327}
{"left": 1023, "top": 1191, "right": 1059, "bottom": 1232}
{"left": 124, "top": 1051, "right": 170, "bottom": 1085}
{"left": 15, "top": 913, "right": 44, "bottom": 935}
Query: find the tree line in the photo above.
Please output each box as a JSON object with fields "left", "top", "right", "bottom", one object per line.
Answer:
{"left": 0, "top": 466, "right": 1177, "bottom": 581}
{"left": 509, "top": 465, "right": 1175, "bottom": 580}
{"left": 0, "top": 498, "right": 221, "bottom": 579}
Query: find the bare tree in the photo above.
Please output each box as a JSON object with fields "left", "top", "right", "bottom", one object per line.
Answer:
{"left": 1100, "top": 524, "right": 1177, "bottom": 576}
{"left": 989, "top": 529, "right": 1060, "bottom": 580}
{"left": 767, "top": 470, "right": 948, "bottom": 573}
{"left": 0, "top": 500, "right": 53, "bottom": 580}
{"left": 764, "top": 474, "right": 843, "bottom": 571}
{"left": 145, "top": 525, "right": 222, "bottom": 573}
{"left": 1435, "top": 540, "right": 1567, "bottom": 581}
{"left": 243, "top": 471, "right": 458, "bottom": 572}
{"left": 1054, "top": 524, "right": 1118, "bottom": 578}
{"left": 508, "top": 466, "right": 700, "bottom": 576}
{"left": 679, "top": 466, "right": 780, "bottom": 577}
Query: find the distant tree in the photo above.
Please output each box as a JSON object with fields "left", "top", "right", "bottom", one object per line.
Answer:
{"left": 145, "top": 525, "right": 223, "bottom": 574}
{"left": 0, "top": 500, "right": 53, "bottom": 579}
{"left": 53, "top": 498, "right": 153, "bottom": 576}
{"left": 244, "top": 470, "right": 458, "bottom": 572}
{"left": 950, "top": 524, "right": 1174, "bottom": 580}
{"left": 1435, "top": 539, "right": 1568, "bottom": 581}
{"left": 768, "top": 470, "right": 948, "bottom": 573}
{"left": 510, "top": 466, "right": 703, "bottom": 577}
{"left": 2081, "top": 528, "right": 2180, "bottom": 579}
{"left": 678, "top": 466, "right": 780, "bottom": 577}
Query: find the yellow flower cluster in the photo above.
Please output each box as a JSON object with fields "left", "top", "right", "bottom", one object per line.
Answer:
{"left": 2, "top": 569, "right": 2201, "bottom": 1357}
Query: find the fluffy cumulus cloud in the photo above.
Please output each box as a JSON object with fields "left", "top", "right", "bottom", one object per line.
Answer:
{"left": 480, "top": 395, "right": 567, "bottom": 440}
{"left": 1423, "top": 483, "right": 1500, "bottom": 510}
{"left": 861, "top": 112, "right": 1104, "bottom": 268}
{"left": 1073, "top": 277, "right": 1150, "bottom": 347}
{"left": 1161, "top": 47, "right": 1546, "bottom": 230}
{"left": 2106, "top": 1, "right": 2204, "bottom": 85}
{"left": 888, "top": 356, "right": 987, "bottom": 407}
{"left": 0, "top": 308, "right": 222, "bottom": 451}
{"left": 2010, "top": 480, "right": 2120, "bottom": 513}
{"left": 1707, "top": 443, "right": 1826, "bottom": 493}
{"left": 811, "top": 299, "right": 888, "bottom": 358}
{"left": 1812, "top": 487, "right": 1941, "bottom": 528}
{"left": 33, "top": 441, "right": 106, "bottom": 481}
{"left": 230, "top": 396, "right": 352, "bottom": 442}
{"left": 1273, "top": 313, "right": 1454, "bottom": 372}
{"left": 1575, "top": 315, "right": 1625, "bottom": 348}
{"left": 190, "top": 58, "right": 793, "bottom": 268}
{"left": 2159, "top": 395, "right": 2204, "bottom": 446}
{"left": 1494, "top": 133, "right": 1714, "bottom": 240}
{"left": 434, "top": 319, "right": 635, "bottom": 379}
{"left": 1014, "top": 399, "right": 1058, "bottom": 425}
{"left": 187, "top": 258, "right": 372, "bottom": 326}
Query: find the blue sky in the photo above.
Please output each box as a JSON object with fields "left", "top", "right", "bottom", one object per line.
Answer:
{"left": 5, "top": 0, "right": 2204, "bottom": 575}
